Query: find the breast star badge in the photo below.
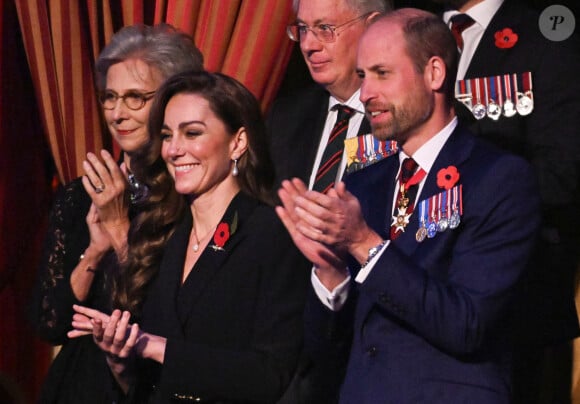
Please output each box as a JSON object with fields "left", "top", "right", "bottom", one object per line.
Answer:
{"left": 391, "top": 207, "right": 411, "bottom": 233}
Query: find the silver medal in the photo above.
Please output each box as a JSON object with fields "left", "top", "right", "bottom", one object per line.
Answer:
{"left": 449, "top": 210, "right": 461, "bottom": 229}
{"left": 516, "top": 92, "right": 534, "bottom": 116}
{"left": 487, "top": 101, "right": 501, "bottom": 120}
{"left": 437, "top": 217, "right": 449, "bottom": 233}
{"left": 503, "top": 99, "right": 517, "bottom": 117}
{"left": 472, "top": 103, "right": 486, "bottom": 120}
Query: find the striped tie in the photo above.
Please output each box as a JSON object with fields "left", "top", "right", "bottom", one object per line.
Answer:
{"left": 313, "top": 104, "right": 354, "bottom": 193}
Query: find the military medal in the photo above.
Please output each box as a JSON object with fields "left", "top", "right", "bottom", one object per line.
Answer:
{"left": 427, "top": 219, "right": 438, "bottom": 238}
{"left": 455, "top": 79, "right": 473, "bottom": 110}
{"left": 486, "top": 76, "right": 501, "bottom": 120}
{"left": 515, "top": 72, "right": 534, "bottom": 116}
{"left": 344, "top": 136, "right": 397, "bottom": 174}
{"left": 448, "top": 185, "right": 463, "bottom": 229}
{"left": 415, "top": 199, "right": 429, "bottom": 242}
{"left": 502, "top": 74, "right": 517, "bottom": 117}
{"left": 392, "top": 210, "right": 411, "bottom": 233}
{"left": 423, "top": 198, "right": 435, "bottom": 238}
{"left": 391, "top": 182, "right": 412, "bottom": 233}
{"left": 437, "top": 192, "right": 450, "bottom": 232}
{"left": 416, "top": 224, "right": 428, "bottom": 242}
{"left": 471, "top": 78, "right": 487, "bottom": 120}
{"left": 391, "top": 164, "right": 426, "bottom": 236}
{"left": 413, "top": 185, "right": 463, "bottom": 242}
{"left": 449, "top": 210, "right": 461, "bottom": 229}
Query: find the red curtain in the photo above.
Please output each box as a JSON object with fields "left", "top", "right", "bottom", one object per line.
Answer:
{"left": 0, "top": 0, "right": 53, "bottom": 402}
{"left": 15, "top": 0, "right": 295, "bottom": 184}
{"left": 1, "top": 0, "right": 296, "bottom": 401}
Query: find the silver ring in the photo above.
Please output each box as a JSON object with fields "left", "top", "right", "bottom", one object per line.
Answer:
{"left": 94, "top": 185, "right": 104, "bottom": 194}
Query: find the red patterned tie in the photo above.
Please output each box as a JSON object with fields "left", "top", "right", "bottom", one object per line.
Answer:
{"left": 313, "top": 104, "right": 354, "bottom": 193}
{"left": 390, "top": 158, "right": 422, "bottom": 240}
{"left": 450, "top": 14, "right": 475, "bottom": 52}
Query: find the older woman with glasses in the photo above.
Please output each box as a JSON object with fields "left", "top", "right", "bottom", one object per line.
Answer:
{"left": 31, "top": 23, "right": 203, "bottom": 404}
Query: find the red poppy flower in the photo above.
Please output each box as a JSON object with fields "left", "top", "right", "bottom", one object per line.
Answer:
{"left": 494, "top": 28, "right": 518, "bottom": 49}
{"left": 437, "top": 166, "right": 460, "bottom": 190}
{"left": 213, "top": 222, "right": 230, "bottom": 248}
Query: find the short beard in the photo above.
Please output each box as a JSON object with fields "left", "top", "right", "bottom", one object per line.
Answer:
{"left": 371, "top": 107, "right": 407, "bottom": 144}
{"left": 370, "top": 95, "right": 433, "bottom": 147}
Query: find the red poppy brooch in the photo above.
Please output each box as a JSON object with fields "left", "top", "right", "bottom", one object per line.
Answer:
{"left": 210, "top": 212, "right": 238, "bottom": 251}
{"left": 437, "top": 166, "right": 460, "bottom": 190}
{"left": 494, "top": 28, "right": 518, "bottom": 49}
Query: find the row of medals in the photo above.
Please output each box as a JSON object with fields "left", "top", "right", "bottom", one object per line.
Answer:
{"left": 415, "top": 186, "right": 462, "bottom": 243}
{"left": 415, "top": 191, "right": 462, "bottom": 243}
{"left": 392, "top": 186, "right": 461, "bottom": 242}
{"left": 455, "top": 72, "right": 534, "bottom": 121}
{"left": 415, "top": 208, "right": 461, "bottom": 243}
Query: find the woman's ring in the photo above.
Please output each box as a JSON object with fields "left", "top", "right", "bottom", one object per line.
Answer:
{"left": 94, "top": 185, "right": 104, "bottom": 194}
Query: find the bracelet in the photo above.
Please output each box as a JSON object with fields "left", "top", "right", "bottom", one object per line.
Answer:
{"left": 79, "top": 253, "right": 97, "bottom": 273}
{"left": 361, "top": 240, "right": 387, "bottom": 268}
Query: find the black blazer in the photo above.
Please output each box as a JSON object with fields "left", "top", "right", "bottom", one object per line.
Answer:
{"left": 267, "top": 84, "right": 371, "bottom": 190}
{"left": 455, "top": 0, "right": 580, "bottom": 344}
{"left": 135, "top": 192, "right": 311, "bottom": 403}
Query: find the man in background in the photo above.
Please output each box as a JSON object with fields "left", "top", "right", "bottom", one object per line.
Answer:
{"left": 268, "top": 2, "right": 392, "bottom": 402}
{"left": 431, "top": 0, "right": 580, "bottom": 401}
{"left": 267, "top": 0, "right": 392, "bottom": 192}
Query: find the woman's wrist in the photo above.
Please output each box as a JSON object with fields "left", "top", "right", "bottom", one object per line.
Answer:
{"left": 80, "top": 245, "right": 107, "bottom": 273}
{"left": 137, "top": 333, "right": 167, "bottom": 364}
{"left": 103, "top": 220, "right": 130, "bottom": 259}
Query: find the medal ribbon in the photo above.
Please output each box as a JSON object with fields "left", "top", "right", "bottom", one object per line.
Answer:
{"left": 390, "top": 161, "right": 426, "bottom": 239}
{"left": 503, "top": 74, "right": 513, "bottom": 102}
{"left": 495, "top": 75, "right": 503, "bottom": 106}
{"left": 522, "top": 72, "right": 533, "bottom": 97}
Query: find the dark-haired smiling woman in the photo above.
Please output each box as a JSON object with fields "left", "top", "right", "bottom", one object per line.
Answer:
{"left": 70, "top": 71, "right": 311, "bottom": 403}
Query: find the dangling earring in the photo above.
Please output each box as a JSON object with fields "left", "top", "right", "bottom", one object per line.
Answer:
{"left": 232, "top": 158, "right": 239, "bottom": 177}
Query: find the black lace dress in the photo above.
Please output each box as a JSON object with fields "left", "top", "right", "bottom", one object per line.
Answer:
{"left": 31, "top": 178, "right": 121, "bottom": 403}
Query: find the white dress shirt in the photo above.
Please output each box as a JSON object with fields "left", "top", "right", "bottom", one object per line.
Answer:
{"left": 443, "top": 0, "right": 504, "bottom": 80}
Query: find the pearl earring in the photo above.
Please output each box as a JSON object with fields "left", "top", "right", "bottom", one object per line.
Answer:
{"left": 232, "top": 158, "right": 239, "bottom": 177}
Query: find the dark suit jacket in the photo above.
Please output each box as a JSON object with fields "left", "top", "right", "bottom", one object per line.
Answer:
{"left": 306, "top": 125, "right": 541, "bottom": 403}
{"left": 267, "top": 84, "right": 371, "bottom": 190}
{"left": 266, "top": 85, "right": 371, "bottom": 404}
{"left": 134, "top": 192, "right": 311, "bottom": 403}
{"left": 456, "top": 0, "right": 580, "bottom": 344}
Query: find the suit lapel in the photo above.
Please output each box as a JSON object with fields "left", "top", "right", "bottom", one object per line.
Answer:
{"left": 151, "top": 209, "right": 191, "bottom": 336}
{"left": 465, "top": 1, "right": 523, "bottom": 78}
{"left": 176, "top": 193, "right": 258, "bottom": 325}
{"left": 297, "top": 89, "right": 330, "bottom": 182}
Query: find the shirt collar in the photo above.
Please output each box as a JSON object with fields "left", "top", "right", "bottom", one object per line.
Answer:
{"left": 399, "top": 117, "right": 458, "bottom": 174}
{"left": 442, "top": 0, "right": 504, "bottom": 31}
{"left": 329, "top": 89, "right": 364, "bottom": 115}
